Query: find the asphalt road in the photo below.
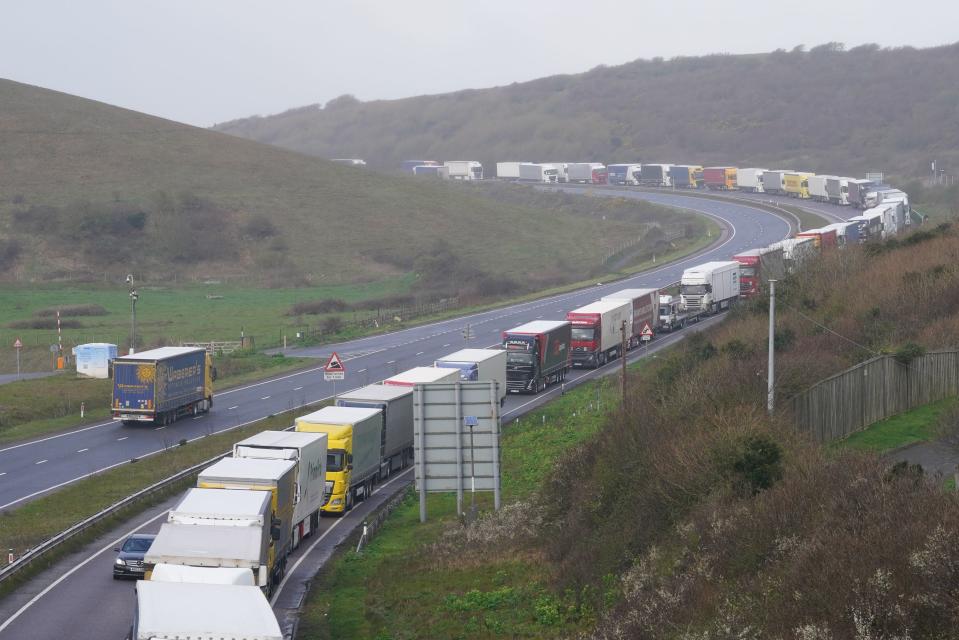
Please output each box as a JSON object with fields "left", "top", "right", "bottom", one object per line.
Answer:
{"left": 0, "top": 191, "right": 795, "bottom": 511}
{"left": 0, "top": 307, "right": 730, "bottom": 640}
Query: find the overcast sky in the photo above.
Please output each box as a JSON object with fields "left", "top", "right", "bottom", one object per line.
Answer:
{"left": 2, "top": 0, "right": 955, "bottom": 127}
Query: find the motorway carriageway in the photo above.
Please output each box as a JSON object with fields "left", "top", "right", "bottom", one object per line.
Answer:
{"left": 0, "top": 310, "right": 729, "bottom": 640}
{"left": 0, "top": 190, "right": 859, "bottom": 511}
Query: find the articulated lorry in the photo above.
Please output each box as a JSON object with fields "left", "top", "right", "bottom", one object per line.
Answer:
{"left": 567, "top": 163, "right": 608, "bottom": 184}
{"left": 518, "top": 162, "right": 559, "bottom": 183}
{"left": 233, "top": 431, "right": 327, "bottom": 547}
{"left": 819, "top": 221, "right": 861, "bottom": 247}
{"left": 434, "top": 348, "right": 508, "bottom": 404}
{"left": 295, "top": 406, "right": 384, "bottom": 514}
{"left": 808, "top": 175, "right": 848, "bottom": 203}
{"left": 769, "top": 237, "right": 818, "bottom": 273}
{"left": 335, "top": 383, "right": 415, "bottom": 476}
{"left": 112, "top": 346, "right": 214, "bottom": 426}
{"left": 131, "top": 580, "right": 282, "bottom": 640}
{"left": 658, "top": 294, "right": 698, "bottom": 331}
{"left": 847, "top": 179, "right": 875, "bottom": 208}
{"left": 784, "top": 171, "right": 814, "bottom": 198}
{"left": 704, "top": 166, "right": 738, "bottom": 190}
{"left": 761, "top": 170, "right": 790, "bottom": 195}
{"left": 196, "top": 457, "right": 296, "bottom": 584}
{"left": 444, "top": 161, "right": 483, "bottom": 180}
{"left": 401, "top": 160, "right": 438, "bottom": 173}
{"left": 737, "top": 168, "right": 766, "bottom": 193}
{"left": 602, "top": 288, "right": 659, "bottom": 349}
{"left": 669, "top": 165, "right": 704, "bottom": 189}
{"left": 566, "top": 299, "right": 632, "bottom": 368}
{"left": 797, "top": 227, "right": 838, "bottom": 250}
{"left": 640, "top": 164, "right": 673, "bottom": 187}
{"left": 384, "top": 366, "right": 460, "bottom": 387}
{"left": 607, "top": 163, "right": 642, "bottom": 185}
{"left": 680, "top": 261, "right": 741, "bottom": 314}
{"left": 502, "top": 320, "right": 571, "bottom": 393}
{"left": 733, "top": 247, "right": 785, "bottom": 297}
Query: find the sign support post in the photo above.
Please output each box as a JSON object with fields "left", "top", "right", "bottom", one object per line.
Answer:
{"left": 13, "top": 338, "right": 22, "bottom": 379}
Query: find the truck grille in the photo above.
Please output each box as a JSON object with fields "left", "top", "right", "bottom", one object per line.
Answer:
{"left": 684, "top": 295, "right": 703, "bottom": 311}
{"left": 507, "top": 379, "right": 529, "bottom": 391}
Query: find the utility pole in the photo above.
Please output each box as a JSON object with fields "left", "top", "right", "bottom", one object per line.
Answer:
{"left": 620, "top": 320, "right": 628, "bottom": 412}
{"left": 126, "top": 274, "right": 138, "bottom": 355}
{"left": 767, "top": 280, "right": 777, "bottom": 415}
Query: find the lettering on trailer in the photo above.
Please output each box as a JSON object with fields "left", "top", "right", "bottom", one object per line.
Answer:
{"left": 308, "top": 457, "right": 324, "bottom": 481}
{"left": 504, "top": 338, "right": 534, "bottom": 351}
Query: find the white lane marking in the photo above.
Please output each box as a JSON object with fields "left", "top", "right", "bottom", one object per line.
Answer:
{"left": 116, "top": 437, "right": 128, "bottom": 441}
{"left": 261, "top": 396, "right": 271, "bottom": 400}
{"left": 35, "top": 460, "right": 48, "bottom": 465}
{"left": 228, "top": 405, "right": 239, "bottom": 410}
{"left": 0, "top": 508, "right": 170, "bottom": 634}
{"left": 154, "top": 426, "right": 165, "bottom": 431}
{"left": 292, "top": 387, "right": 303, "bottom": 391}
{"left": 192, "top": 416, "right": 203, "bottom": 420}
{"left": 357, "top": 369, "right": 366, "bottom": 374}
{"left": 386, "top": 360, "right": 395, "bottom": 364}
{"left": 0, "top": 420, "right": 115, "bottom": 454}
{"left": 415, "top": 352, "right": 424, "bottom": 356}
{"left": 442, "top": 344, "right": 450, "bottom": 348}
{"left": 270, "top": 467, "right": 413, "bottom": 605}
{"left": 0, "top": 472, "right": 5, "bottom": 477}
{"left": 76, "top": 448, "right": 88, "bottom": 453}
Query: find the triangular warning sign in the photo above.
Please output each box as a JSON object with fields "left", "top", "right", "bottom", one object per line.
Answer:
{"left": 324, "top": 351, "right": 345, "bottom": 372}
{"left": 13, "top": 338, "right": 23, "bottom": 349}
{"left": 641, "top": 323, "right": 654, "bottom": 337}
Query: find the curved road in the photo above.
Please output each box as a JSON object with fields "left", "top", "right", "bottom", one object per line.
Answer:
{"left": 0, "top": 191, "right": 794, "bottom": 513}
{"left": 0, "top": 191, "right": 801, "bottom": 640}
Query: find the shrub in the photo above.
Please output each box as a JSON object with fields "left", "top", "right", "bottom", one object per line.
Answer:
{"left": 321, "top": 316, "right": 343, "bottom": 334}
{"left": 893, "top": 342, "right": 926, "bottom": 365}
{"left": 286, "top": 299, "right": 351, "bottom": 316}
{"left": 243, "top": 215, "right": 278, "bottom": 239}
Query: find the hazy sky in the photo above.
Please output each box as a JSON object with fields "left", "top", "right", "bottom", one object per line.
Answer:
{"left": 2, "top": 0, "right": 955, "bottom": 127}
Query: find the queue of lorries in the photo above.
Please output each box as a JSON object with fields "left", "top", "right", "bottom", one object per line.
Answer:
{"left": 396, "top": 159, "right": 913, "bottom": 237}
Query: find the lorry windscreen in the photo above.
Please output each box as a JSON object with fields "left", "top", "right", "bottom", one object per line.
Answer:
{"left": 506, "top": 352, "right": 533, "bottom": 365}
{"left": 571, "top": 328, "right": 595, "bottom": 341}
{"left": 681, "top": 284, "right": 710, "bottom": 295}
{"left": 739, "top": 266, "right": 756, "bottom": 277}
{"left": 327, "top": 450, "right": 346, "bottom": 472}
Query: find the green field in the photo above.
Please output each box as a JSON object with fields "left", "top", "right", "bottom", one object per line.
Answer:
{"left": 834, "top": 396, "right": 958, "bottom": 453}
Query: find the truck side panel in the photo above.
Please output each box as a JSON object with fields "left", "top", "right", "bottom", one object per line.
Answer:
{"left": 155, "top": 350, "right": 207, "bottom": 413}
{"left": 541, "top": 325, "right": 572, "bottom": 375}
{"left": 352, "top": 412, "right": 384, "bottom": 483}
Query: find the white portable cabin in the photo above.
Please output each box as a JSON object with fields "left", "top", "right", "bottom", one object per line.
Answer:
{"left": 72, "top": 342, "right": 118, "bottom": 379}
{"left": 133, "top": 580, "right": 282, "bottom": 640}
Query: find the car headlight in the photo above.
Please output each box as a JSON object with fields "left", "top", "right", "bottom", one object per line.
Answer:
{"left": 115, "top": 558, "right": 126, "bottom": 565}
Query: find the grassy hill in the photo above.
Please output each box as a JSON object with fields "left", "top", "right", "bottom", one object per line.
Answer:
{"left": 215, "top": 42, "right": 959, "bottom": 180}
{"left": 0, "top": 78, "right": 691, "bottom": 290}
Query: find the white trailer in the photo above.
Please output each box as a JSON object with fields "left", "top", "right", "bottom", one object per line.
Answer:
{"left": 133, "top": 580, "right": 282, "bottom": 640}
{"left": 737, "top": 168, "right": 766, "bottom": 193}
{"left": 149, "top": 564, "right": 255, "bottom": 586}
{"left": 145, "top": 522, "right": 272, "bottom": 588}
{"left": 680, "top": 261, "right": 741, "bottom": 314}
{"left": 567, "top": 162, "right": 606, "bottom": 184}
{"left": 232, "top": 430, "right": 328, "bottom": 547}
{"left": 807, "top": 175, "right": 833, "bottom": 202}
{"left": 518, "top": 163, "right": 559, "bottom": 183}
{"left": 495, "top": 162, "right": 527, "bottom": 179}
{"left": 434, "top": 348, "right": 507, "bottom": 404}
{"left": 384, "top": 366, "right": 459, "bottom": 387}
{"left": 444, "top": 161, "right": 483, "bottom": 180}
{"left": 602, "top": 288, "right": 659, "bottom": 348}
{"left": 168, "top": 487, "right": 271, "bottom": 528}
{"left": 768, "top": 238, "right": 818, "bottom": 272}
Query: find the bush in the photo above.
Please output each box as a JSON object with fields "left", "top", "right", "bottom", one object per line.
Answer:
{"left": 893, "top": 342, "right": 926, "bottom": 365}
{"left": 243, "top": 215, "right": 278, "bottom": 239}
{"left": 286, "top": 299, "right": 351, "bottom": 316}
{"left": 321, "top": 316, "right": 343, "bottom": 334}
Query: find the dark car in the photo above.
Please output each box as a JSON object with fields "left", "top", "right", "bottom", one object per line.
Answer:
{"left": 113, "top": 533, "right": 156, "bottom": 579}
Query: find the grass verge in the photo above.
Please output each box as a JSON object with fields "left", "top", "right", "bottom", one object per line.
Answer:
{"left": 297, "top": 377, "right": 619, "bottom": 639}
{"left": 833, "top": 396, "right": 958, "bottom": 453}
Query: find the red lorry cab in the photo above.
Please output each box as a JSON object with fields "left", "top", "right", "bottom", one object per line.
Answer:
{"left": 733, "top": 251, "right": 763, "bottom": 296}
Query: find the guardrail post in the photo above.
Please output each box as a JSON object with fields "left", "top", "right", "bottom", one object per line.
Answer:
{"left": 7, "top": 549, "right": 13, "bottom": 565}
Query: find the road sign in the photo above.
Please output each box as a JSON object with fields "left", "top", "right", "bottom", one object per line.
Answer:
{"left": 13, "top": 338, "right": 22, "bottom": 349}
{"left": 641, "top": 323, "right": 654, "bottom": 337}
{"left": 324, "top": 351, "right": 345, "bottom": 381}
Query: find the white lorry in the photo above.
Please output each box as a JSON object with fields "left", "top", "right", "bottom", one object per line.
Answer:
{"left": 807, "top": 175, "right": 834, "bottom": 202}
{"left": 518, "top": 163, "right": 559, "bottom": 183}
{"left": 131, "top": 580, "right": 282, "bottom": 640}
{"left": 658, "top": 294, "right": 697, "bottom": 331}
{"left": 768, "top": 237, "right": 818, "bottom": 273}
{"left": 384, "top": 366, "right": 460, "bottom": 387}
{"left": 737, "top": 168, "right": 766, "bottom": 193}
{"left": 434, "top": 348, "right": 508, "bottom": 404}
{"left": 543, "top": 162, "right": 569, "bottom": 182}
{"left": 232, "top": 430, "right": 328, "bottom": 547}
{"left": 567, "top": 162, "right": 607, "bottom": 184}
{"left": 679, "top": 261, "right": 741, "bottom": 314}
{"left": 444, "top": 161, "right": 483, "bottom": 180}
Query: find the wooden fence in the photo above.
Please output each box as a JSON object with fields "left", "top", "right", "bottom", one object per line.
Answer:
{"left": 791, "top": 350, "right": 959, "bottom": 442}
